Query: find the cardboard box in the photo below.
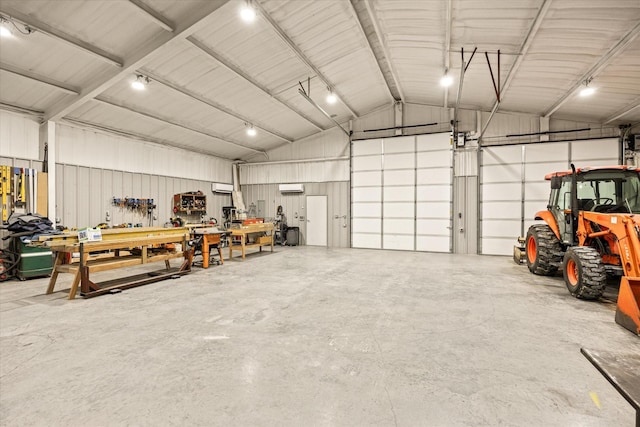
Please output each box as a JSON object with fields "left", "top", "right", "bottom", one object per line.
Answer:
{"left": 78, "top": 227, "right": 102, "bottom": 242}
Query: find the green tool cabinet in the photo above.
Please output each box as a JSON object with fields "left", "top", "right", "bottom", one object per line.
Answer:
{"left": 11, "top": 238, "right": 53, "bottom": 280}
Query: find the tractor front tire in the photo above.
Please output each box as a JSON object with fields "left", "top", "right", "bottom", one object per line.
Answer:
{"left": 562, "top": 247, "right": 606, "bottom": 300}
{"left": 526, "top": 224, "right": 561, "bottom": 275}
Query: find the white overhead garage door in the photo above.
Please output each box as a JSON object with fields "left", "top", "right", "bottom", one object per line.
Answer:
{"left": 480, "top": 138, "right": 619, "bottom": 255}
{"left": 351, "top": 133, "right": 452, "bottom": 252}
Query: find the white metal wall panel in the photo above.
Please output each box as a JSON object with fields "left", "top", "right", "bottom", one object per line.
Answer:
{"left": 480, "top": 139, "right": 619, "bottom": 255}
{"left": 0, "top": 111, "right": 40, "bottom": 160}
{"left": 57, "top": 124, "right": 232, "bottom": 183}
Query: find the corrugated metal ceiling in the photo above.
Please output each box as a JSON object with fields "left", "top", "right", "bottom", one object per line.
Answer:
{"left": 0, "top": 0, "right": 638, "bottom": 161}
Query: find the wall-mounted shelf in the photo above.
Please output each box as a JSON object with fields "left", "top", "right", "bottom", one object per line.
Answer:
{"left": 173, "top": 192, "right": 206, "bottom": 215}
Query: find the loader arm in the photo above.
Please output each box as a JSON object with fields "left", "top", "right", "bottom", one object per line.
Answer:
{"left": 579, "top": 213, "right": 640, "bottom": 335}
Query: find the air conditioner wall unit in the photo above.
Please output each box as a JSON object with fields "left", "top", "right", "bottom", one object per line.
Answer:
{"left": 279, "top": 183, "right": 304, "bottom": 193}
{"left": 212, "top": 182, "right": 233, "bottom": 194}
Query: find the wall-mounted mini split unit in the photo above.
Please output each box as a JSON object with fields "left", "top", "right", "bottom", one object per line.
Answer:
{"left": 278, "top": 183, "right": 304, "bottom": 193}
{"left": 211, "top": 182, "right": 233, "bottom": 194}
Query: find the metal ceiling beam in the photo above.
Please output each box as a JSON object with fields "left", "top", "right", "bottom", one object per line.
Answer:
{"left": 0, "top": 102, "right": 44, "bottom": 118}
{"left": 44, "top": 0, "right": 231, "bottom": 122}
{"left": 186, "top": 36, "right": 324, "bottom": 131}
{"left": 604, "top": 99, "right": 640, "bottom": 124}
{"left": 479, "top": 0, "right": 551, "bottom": 142}
{"left": 252, "top": 0, "right": 360, "bottom": 118}
{"left": 61, "top": 118, "right": 232, "bottom": 159}
{"left": 93, "top": 97, "right": 266, "bottom": 156}
{"left": 443, "top": 0, "right": 452, "bottom": 108}
{"left": 0, "top": 62, "right": 80, "bottom": 95}
{"left": 140, "top": 68, "right": 294, "bottom": 144}
{"left": 128, "top": 0, "right": 174, "bottom": 32}
{"left": 347, "top": 0, "right": 402, "bottom": 103}
{"left": 544, "top": 20, "right": 640, "bottom": 118}
{"left": 298, "top": 89, "right": 350, "bottom": 137}
{"left": 0, "top": 7, "right": 123, "bottom": 67}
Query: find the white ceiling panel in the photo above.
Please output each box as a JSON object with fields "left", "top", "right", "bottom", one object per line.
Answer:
{"left": 0, "top": 0, "right": 638, "bottom": 160}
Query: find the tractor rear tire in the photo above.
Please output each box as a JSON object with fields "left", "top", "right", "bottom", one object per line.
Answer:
{"left": 562, "top": 247, "right": 607, "bottom": 300}
{"left": 526, "top": 224, "right": 562, "bottom": 275}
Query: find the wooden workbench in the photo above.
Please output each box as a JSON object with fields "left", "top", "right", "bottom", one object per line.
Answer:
{"left": 44, "top": 228, "right": 192, "bottom": 299}
{"left": 228, "top": 223, "right": 274, "bottom": 260}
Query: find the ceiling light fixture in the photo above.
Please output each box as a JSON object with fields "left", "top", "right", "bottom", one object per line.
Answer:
{"left": 326, "top": 88, "right": 337, "bottom": 104}
{"left": 579, "top": 77, "right": 595, "bottom": 97}
{"left": 440, "top": 69, "right": 453, "bottom": 87}
{"left": 0, "top": 16, "right": 12, "bottom": 38}
{"left": 246, "top": 124, "right": 257, "bottom": 136}
{"left": 240, "top": 1, "right": 257, "bottom": 22}
{"left": 131, "top": 74, "right": 150, "bottom": 91}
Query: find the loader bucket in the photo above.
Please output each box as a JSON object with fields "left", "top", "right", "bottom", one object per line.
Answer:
{"left": 615, "top": 277, "right": 640, "bottom": 336}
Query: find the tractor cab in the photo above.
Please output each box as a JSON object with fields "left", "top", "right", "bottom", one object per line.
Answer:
{"left": 546, "top": 168, "right": 640, "bottom": 245}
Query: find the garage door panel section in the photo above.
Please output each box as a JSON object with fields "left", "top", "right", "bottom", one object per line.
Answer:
{"left": 384, "top": 218, "right": 414, "bottom": 234}
{"left": 417, "top": 168, "right": 451, "bottom": 185}
{"left": 352, "top": 171, "right": 381, "bottom": 187}
{"left": 417, "top": 219, "right": 450, "bottom": 234}
{"left": 384, "top": 234, "right": 414, "bottom": 250}
{"left": 384, "top": 153, "right": 414, "bottom": 169}
{"left": 525, "top": 143, "right": 568, "bottom": 163}
{"left": 352, "top": 233, "right": 381, "bottom": 249}
{"left": 384, "top": 186, "right": 414, "bottom": 202}
{"left": 352, "top": 218, "right": 381, "bottom": 233}
{"left": 417, "top": 151, "right": 451, "bottom": 168}
{"left": 482, "top": 163, "right": 521, "bottom": 183}
{"left": 524, "top": 161, "right": 568, "bottom": 182}
{"left": 353, "top": 139, "right": 382, "bottom": 156}
{"left": 482, "top": 145, "right": 521, "bottom": 165}
{"left": 416, "top": 184, "right": 450, "bottom": 201}
{"left": 417, "top": 236, "right": 450, "bottom": 252}
{"left": 384, "top": 136, "right": 415, "bottom": 153}
{"left": 483, "top": 220, "right": 521, "bottom": 238}
{"left": 571, "top": 138, "right": 618, "bottom": 163}
{"left": 417, "top": 201, "right": 450, "bottom": 218}
{"left": 353, "top": 187, "right": 382, "bottom": 202}
{"left": 353, "top": 155, "right": 382, "bottom": 171}
{"left": 481, "top": 183, "right": 521, "bottom": 201}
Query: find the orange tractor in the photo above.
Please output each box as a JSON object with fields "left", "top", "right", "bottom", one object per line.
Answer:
{"left": 520, "top": 165, "right": 640, "bottom": 335}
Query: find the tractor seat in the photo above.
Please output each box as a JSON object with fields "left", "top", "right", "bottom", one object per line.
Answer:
{"left": 578, "top": 199, "right": 595, "bottom": 211}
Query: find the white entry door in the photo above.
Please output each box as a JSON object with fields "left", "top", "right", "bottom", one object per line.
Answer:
{"left": 306, "top": 195, "right": 328, "bottom": 246}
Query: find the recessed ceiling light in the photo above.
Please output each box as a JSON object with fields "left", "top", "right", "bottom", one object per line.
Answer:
{"left": 440, "top": 74, "right": 454, "bottom": 87}
{"left": 0, "top": 19, "right": 13, "bottom": 38}
{"left": 131, "top": 75, "right": 149, "bottom": 91}
{"left": 579, "top": 86, "right": 596, "bottom": 97}
{"left": 240, "top": 5, "right": 256, "bottom": 22}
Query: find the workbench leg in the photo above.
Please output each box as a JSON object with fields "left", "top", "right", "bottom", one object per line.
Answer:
{"left": 46, "top": 251, "right": 64, "bottom": 294}
{"left": 218, "top": 247, "right": 224, "bottom": 264}
{"left": 241, "top": 236, "right": 246, "bottom": 260}
{"left": 165, "top": 260, "right": 171, "bottom": 269}
{"left": 68, "top": 269, "right": 81, "bottom": 300}
{"left": 202, "top": 239, "right": 210, "bottom": 269}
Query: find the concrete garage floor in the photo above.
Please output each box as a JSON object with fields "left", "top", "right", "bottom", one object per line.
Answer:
{"left": 0, "top": 247, "right": 638, "bottom": 426}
